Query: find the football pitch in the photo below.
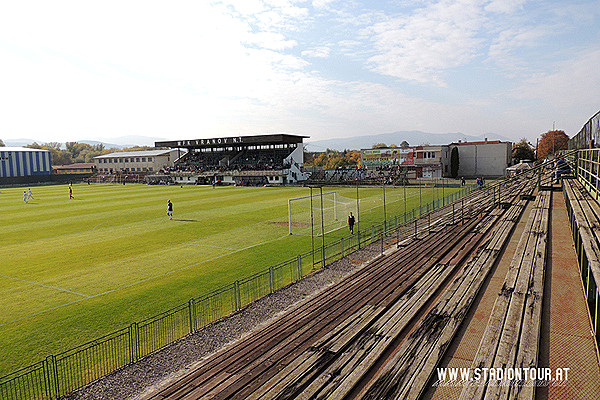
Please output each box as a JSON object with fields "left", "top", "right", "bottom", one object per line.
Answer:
{"left": 0, "top": 182, "right": 457, "bottom": 376}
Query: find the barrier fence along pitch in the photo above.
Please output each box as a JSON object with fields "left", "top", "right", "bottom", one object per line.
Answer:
{"left": 0, "top": 183, "right": 479, "bottom": 400}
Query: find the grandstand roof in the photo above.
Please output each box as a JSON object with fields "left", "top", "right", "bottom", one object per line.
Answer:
{"left": 93, "top": 149, "right": 180, "bottom": 159}
{"left": 155, "top": 133, "right": 309, "bottom": 149}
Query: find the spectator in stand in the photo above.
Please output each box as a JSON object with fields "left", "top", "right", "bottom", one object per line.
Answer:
{"left": 555, "top": 157, "right": 569, "bottom": 183}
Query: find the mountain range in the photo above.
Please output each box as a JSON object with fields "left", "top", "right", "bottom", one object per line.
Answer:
{"left": 3, "top": 131, "right": 513, "bottom": 152}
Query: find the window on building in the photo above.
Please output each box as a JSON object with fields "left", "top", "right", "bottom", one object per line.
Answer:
{"left": 148, "top": 157, "right": 153, "bottom": 162}
{"left": 142, "top": 158, "right": 146, "bottom": 162}
{"left": 136, "top": 158, "right": 140, "bottom": 162}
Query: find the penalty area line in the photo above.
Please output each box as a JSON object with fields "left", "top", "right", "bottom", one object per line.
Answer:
{"left": 0, "top": 273, "right": 90, "bottom": 298}
{"left": 0, "top": 234, "right": 291, "bottom": 327}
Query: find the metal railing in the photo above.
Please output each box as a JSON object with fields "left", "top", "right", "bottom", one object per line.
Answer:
{"left": 576, "top": 149, "right": 600, "bottom": 201}
{"left": 562, "top": 176, "right": 600, "bottom": 349}
{"left": 0, "top": 184, "right": 480, "bottom": 400}
{"left": 568, "top": 109, "right": 600, "bottom": 150}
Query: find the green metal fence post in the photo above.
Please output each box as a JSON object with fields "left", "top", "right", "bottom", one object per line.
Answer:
{"left": 269, "top": 266, "right": 274, "bottom": 293}
{"left": 188, "top": 299, "right": 196, "bottom": 333}
{"left": 341, "top": 237, "right": 344, "bottom": 257}
{"left": 297, "top": 255, "right": 302, "bottom": 279}
{"left": 234, "top": 281, "right": 241, "bottom": 311}
{"left": 44, "top": 355, "right": 59, "bottom": 399}
{"left": 129, "top": 322, "right": 139, "bottom": 363}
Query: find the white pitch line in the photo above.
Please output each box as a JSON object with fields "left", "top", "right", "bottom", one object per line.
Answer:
{"left": 92, "top": 221, "right": 107, "bottom": 230}
{"left": 184, "top": 243, "right": 237, "bottom": 250}
{"left": 0, "top": 274, "right": 90, "bottom": 298}
{"left": 0, "top": 234, "right": 290, "bottom": 327}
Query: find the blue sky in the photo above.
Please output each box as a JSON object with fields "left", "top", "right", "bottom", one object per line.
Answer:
{"left": 1, "top": 0, "right": 599, "bottom": 145}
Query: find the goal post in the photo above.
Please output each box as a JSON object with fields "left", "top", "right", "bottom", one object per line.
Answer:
{"left": 288, "top": 191, "right": 354, "bottom": 236}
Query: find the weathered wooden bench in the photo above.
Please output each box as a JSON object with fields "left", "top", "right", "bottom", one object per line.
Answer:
{"left": 458, "top": 189, "right": 551, "bottom": 400}
{"left": 142, "top": 175, "right": 536, "bottom": 400}
{"left": 239, "top": 178, "right": 537, "bottom": 400}
{"left": 354, "top": 181, "right": 537, "bottom": 400}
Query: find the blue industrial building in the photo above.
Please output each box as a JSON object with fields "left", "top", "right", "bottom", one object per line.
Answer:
{"left": 0, "top": 147, "right": 52, "bottom": 178}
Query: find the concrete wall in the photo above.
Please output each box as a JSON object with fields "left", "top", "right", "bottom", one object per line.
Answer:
{"left": 451, "top": 142, "right": 512, "bottom": 177}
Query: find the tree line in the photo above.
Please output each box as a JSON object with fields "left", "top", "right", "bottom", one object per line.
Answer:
{"left": 0, "top": 140, "right": 157, "bottom": 165}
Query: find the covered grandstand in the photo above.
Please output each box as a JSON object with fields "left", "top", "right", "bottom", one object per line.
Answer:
{"left": 154, "top": 134, "right": 310, "bottom": 185}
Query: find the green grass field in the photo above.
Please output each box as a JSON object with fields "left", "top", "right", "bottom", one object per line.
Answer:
{"left": 0, "top": 182, "right": 458, "bottom": 376}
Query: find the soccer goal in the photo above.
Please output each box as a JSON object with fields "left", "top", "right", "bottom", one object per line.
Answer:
{"left": 288, "top": 191, "right": 355, "bottom": 236}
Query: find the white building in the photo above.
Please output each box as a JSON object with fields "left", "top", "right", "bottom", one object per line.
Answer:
{"left": 449, "top": 140, "right": 513, "bottom": 177}
{"left": 0, "top": 147, "right": 52, "bottom": 178}
{"left": 93, "top": 149, "right": 184, "bottom": 174}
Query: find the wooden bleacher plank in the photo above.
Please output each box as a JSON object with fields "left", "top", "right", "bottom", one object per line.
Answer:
{"left": 400, "top": 204, "right": 533, "bottom": 400}
{"left": 189, "top": 221, "right": 483, "bottom": 399}
{"left": 457, "top": 191, "right": 551, "bottom": 400}
{"left": 491, "top": 192, "right": 550, "bottom": 400}
{"left": 305, "top": 262, "right": 455, "bottom": 400}
{"left": 142, "top": 174, "right": 534, "bottom": 400}
{"left": 310, "top": 194, "right": 527, "bottom": 400}
{"left": 244, "top": 189, "right": 516, "bottom": 398}
{"left": 354, "top": 199, "right": 530, "bottom": 400}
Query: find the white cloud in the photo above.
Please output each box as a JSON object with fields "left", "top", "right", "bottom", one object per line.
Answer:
{"left": 301, "top": 46, "right": 331, "bottom": 58}
{"left": 487, "top": 26, "right": 551, "bottom": 74}
{"left": 511, "top": 48, "right": 600, "bottom": 125}
{"left": 365, "top": 1, "right": 486, "bottom": 85}
{"left": 312, "top": 0, "right": 336, "bottom": 9}
{"left": 485, "top": 0, "right": 526, "bottom": 14}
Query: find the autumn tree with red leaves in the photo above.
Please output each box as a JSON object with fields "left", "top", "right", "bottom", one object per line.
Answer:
{"left": 537, "top": 130, "right": 569, "bottom": 159}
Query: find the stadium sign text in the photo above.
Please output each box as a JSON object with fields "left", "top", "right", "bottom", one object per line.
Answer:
{"left": 177, "top": 137, "right": 244, "bottom": 147}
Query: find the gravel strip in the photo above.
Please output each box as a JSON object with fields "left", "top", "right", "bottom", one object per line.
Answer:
{"left": 65, "top": 242, "right": 388, "bottom": 400}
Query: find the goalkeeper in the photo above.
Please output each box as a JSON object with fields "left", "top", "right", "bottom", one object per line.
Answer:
{"left": 348, "top": 212, "right": 355, "bottom": 234}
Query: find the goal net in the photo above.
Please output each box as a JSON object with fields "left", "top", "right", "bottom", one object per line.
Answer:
{"left": 288, "top": 191, "right": 355, "bottom": 236}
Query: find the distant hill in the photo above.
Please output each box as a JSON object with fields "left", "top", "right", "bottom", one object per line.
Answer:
{"left": 305, "top": 131, "right": 513, "bottom": 152}
{"left": 3, "top": 138, "right": 40, "bottom": 147}
{"left": 2, "top": 135, "right": 168, "bottom": 150}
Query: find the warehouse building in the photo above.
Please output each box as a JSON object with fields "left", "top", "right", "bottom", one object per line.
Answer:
{"left": 93, "top": 149, "right": 184, "bottom": 174}
{"left": 0, "top": 147, "right": 52, "bottom": 178}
